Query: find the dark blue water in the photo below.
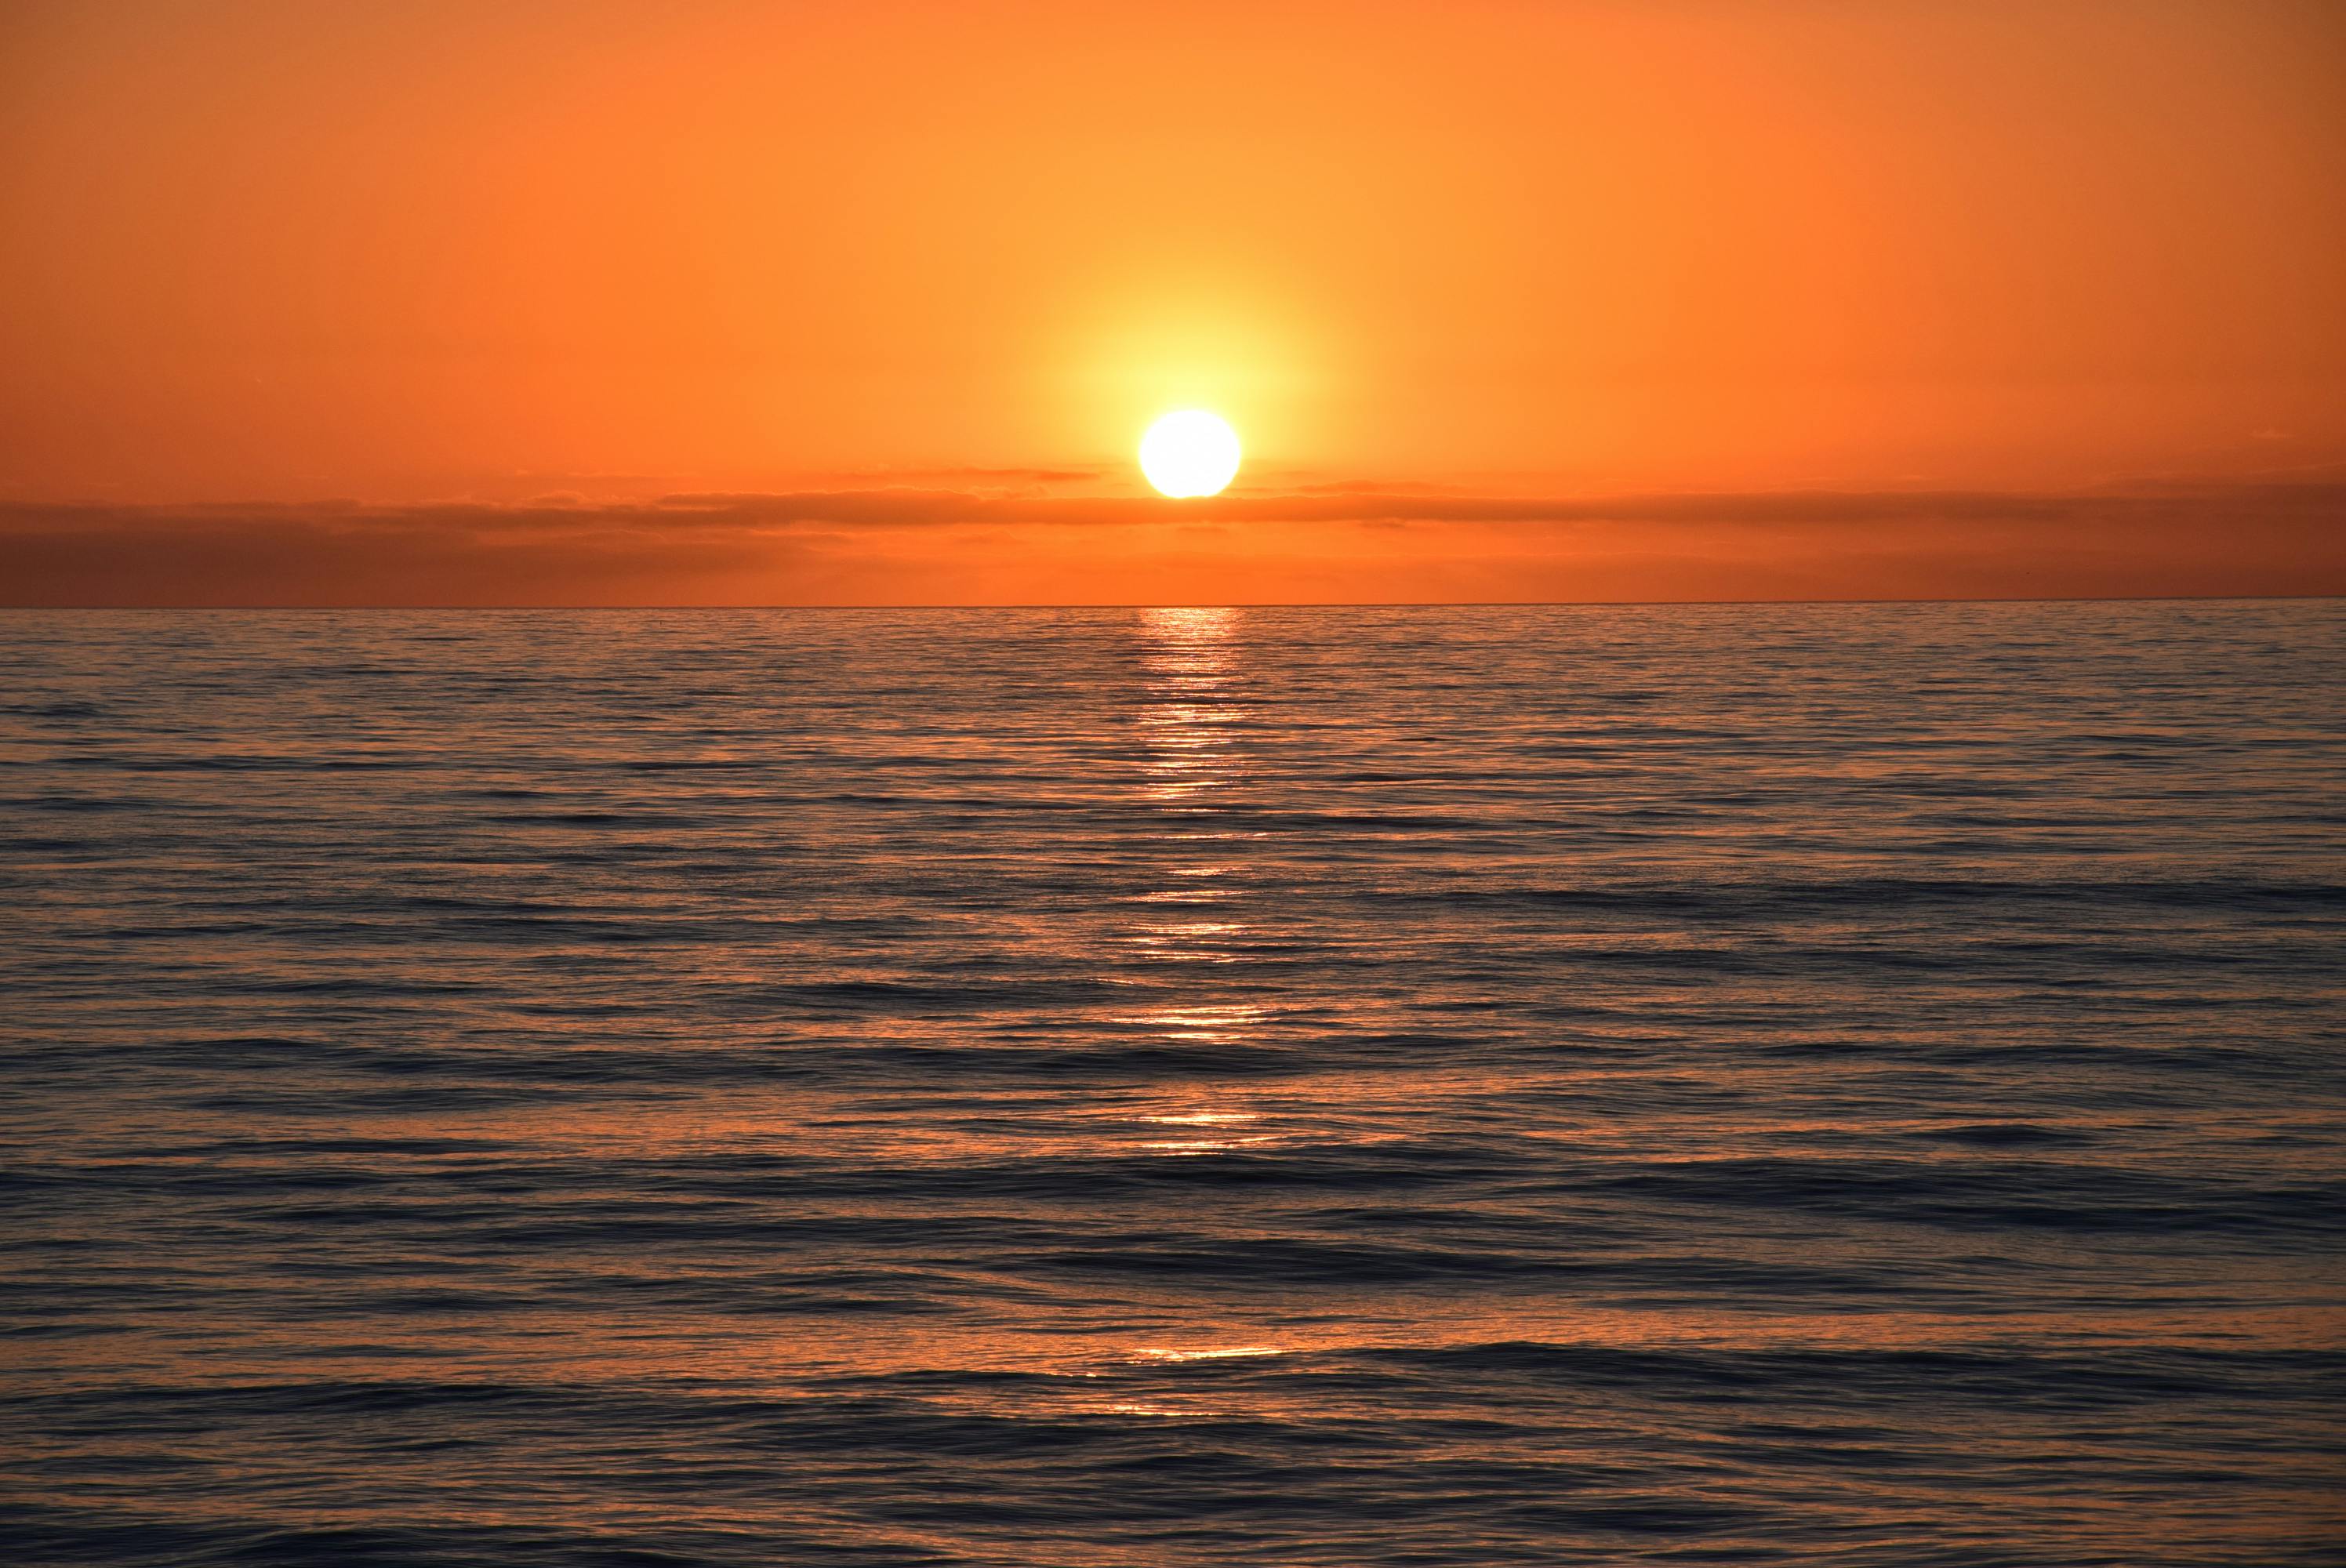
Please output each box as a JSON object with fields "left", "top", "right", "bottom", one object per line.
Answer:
{"left": 4, "top": 602, "right": 2342, "bottom": 1566}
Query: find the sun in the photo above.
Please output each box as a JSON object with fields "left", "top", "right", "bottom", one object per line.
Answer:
{"left": 1138, "top": 410, "right": 1242, "bottom": 499}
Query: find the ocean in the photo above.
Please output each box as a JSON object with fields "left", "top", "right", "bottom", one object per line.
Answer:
{"left": 3, "top": 601, "right": 2341, "bottom": 1566}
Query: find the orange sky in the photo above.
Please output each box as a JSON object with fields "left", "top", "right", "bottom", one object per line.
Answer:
{"left": 2, "top": 0, "right": 2341, "bottom": 603}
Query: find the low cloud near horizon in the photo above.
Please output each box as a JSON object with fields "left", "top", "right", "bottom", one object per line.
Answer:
{"left": 3, "top": 480, "right": 2339, "bottom": 608}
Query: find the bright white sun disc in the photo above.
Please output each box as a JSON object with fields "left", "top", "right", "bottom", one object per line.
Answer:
{"left": 1138, "top": 411, "right": 1241, "bottom": 499}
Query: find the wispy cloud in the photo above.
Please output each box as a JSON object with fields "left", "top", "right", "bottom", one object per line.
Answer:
{"left": 819, "top": 464, "right": 1110, "bottom": 486}
{"left": 2, "top": 481, "right": 2337, "bottom": 605}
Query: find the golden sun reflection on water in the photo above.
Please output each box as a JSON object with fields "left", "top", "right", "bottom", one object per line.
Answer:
{"left": 1115, "top": 608, "right": 1278, "bottom": 1173}
{"left": 1128, "top": 606, "right": 1251, "bottom": 971}
{"left": 1109, "top": 1002, "right": 1269, "bottom": 1043}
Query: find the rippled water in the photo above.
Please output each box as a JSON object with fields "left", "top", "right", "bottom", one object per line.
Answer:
{"left": 4, "top": 603, "right": 2342, "bottom": 1566}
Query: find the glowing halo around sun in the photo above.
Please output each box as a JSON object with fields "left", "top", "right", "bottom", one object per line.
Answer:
{"left": 1138, "top": 410, "right": 1242, "bottom": 498}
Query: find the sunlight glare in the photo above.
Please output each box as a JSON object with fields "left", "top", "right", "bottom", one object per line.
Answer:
{"left": 1138, "top": 411, "right": 1242, "bottom": 498}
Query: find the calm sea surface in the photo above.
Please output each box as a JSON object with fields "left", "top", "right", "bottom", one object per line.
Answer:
{"left": 3, "top": 603, "right": 2342, "bottom": 1566}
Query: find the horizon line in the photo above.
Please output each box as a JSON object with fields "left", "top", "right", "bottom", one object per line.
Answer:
{"left": 5, "top": 593, "right": 2339, "bottom": 612}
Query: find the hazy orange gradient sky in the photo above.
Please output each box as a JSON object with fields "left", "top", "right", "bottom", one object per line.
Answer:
{"left": 3, "top": 0, "right": 2341, "bottom": 603}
